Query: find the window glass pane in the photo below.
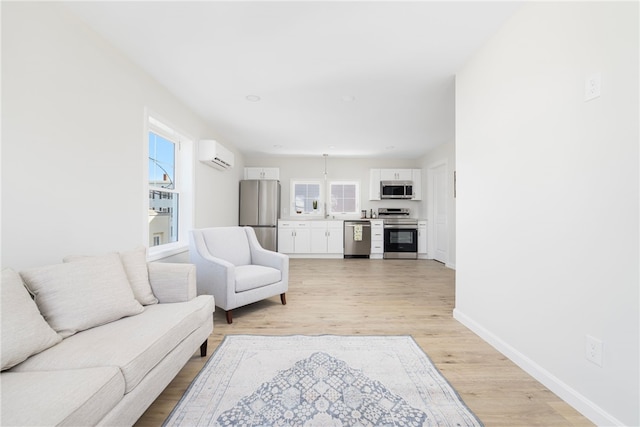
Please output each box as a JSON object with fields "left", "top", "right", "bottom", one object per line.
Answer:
{"left": 329, "top": 182, "right": 358, "bottom": 214}
{"left": 149, "top": 132, "right": 175, "bottom": 190}
{"left": 148, "top": 190, "right": 179, "bottom": 246}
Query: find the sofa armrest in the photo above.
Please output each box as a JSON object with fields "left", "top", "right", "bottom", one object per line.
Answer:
{"left": 147, "top": 262, "right": 197, "bottom": 303}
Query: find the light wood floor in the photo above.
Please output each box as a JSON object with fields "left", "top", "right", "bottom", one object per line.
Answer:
{"left": 135, "top": 259, "right": 593, "bottom": 427}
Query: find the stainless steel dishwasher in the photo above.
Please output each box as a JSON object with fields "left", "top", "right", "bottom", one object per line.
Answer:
{"left": 344, "top": 220, "right": 371, "bottom": 258}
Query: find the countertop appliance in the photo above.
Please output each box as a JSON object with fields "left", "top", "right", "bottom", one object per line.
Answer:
{"left": 344, "top": 220, "right": 371, "bottom": 258}
{"left": 239, "top": 180, "right": 280, "bottom": 251}
{"left": 380, "top": 181, "right": 413, "bottom": 199}
{"left": 378, "top": 208, "right": 418, "bottom": 259}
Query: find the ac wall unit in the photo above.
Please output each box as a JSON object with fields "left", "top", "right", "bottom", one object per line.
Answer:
{"left": 199, "top": 139, "right": 234, "bottom": 171}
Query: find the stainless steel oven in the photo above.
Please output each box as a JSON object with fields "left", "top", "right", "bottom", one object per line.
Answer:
{"left": 378, "top": 208, "right": 418, "bottom": 259}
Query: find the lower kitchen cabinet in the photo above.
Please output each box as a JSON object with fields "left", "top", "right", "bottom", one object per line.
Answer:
{"left": 418, "top": 220, "right": 427, "bottom": 258}
{"left": 370, "top": 220, "right": 384, "bottom": 259}
{"left": 277, "top": 221, "right": 311, "bottom": 254}
{"left": 279, "top": 220, "right": 342, "bottom": 257}
{"left": 310, "top": 221, "right": 343, "bottom": 255}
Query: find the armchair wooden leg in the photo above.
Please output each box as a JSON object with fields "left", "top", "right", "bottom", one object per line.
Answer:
{"left": 280, "top": 293, "right": 287, "bottom": 305}
{"left": 226, "top": 310, "right": 233, "bottom": 324}
{"left": 200, "top": 340, "right": 208, "bottom": 357}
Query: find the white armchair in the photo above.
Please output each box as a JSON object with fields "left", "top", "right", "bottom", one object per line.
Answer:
{"left": 189, "top": 226, "right": 289, "bottom": 323}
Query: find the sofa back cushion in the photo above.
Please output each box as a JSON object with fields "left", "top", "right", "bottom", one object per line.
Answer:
{"left": 1, "top": 269, "right": 61, "bottom": 370}
{"left": 65, "top": 247, "right": 158, "bottom": 306}
{"left": 20, "top": 254, "right": 144, "bottom": 338}
{"left": 201, "top": 227, "right": 251, "bottom": 266}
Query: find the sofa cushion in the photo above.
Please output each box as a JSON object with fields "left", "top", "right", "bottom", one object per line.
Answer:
{"left": 1, "top": 269, "right": 61, "bottom": 371}
{"left": 20, "top": 253, "right": 144, "bottom": 338}
{"left": 1, "top": 367, "right": 124, "bottom": 426}
{"left": 65, "top": 247, "right": 158, "bottom": 306}
{"left": 235, "top": 265, "right": 282, "bottom": 292}
{"left": 12, "top": 295, "right": 214, "bottom": 393}
{"left": 119, "top": 247, "right": 158, "bottom": 305}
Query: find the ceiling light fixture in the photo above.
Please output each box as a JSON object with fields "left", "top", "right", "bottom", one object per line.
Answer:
{"left": 245, "top": 95, "right": 261, "bottom": 102}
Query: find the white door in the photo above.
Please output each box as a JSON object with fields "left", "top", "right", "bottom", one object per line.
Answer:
{"left": 433, "top": 164, "right": 448, "bottom": 263}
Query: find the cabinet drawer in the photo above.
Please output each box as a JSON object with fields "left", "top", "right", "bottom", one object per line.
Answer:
{"left": 371, "top": 243, "right": 384, "bottom": 253}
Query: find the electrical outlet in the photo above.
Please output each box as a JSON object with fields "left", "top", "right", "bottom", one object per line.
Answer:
{"left": 585, "top": 335, "right": 603, "bottom": 367}
{"left": 584, "top": 72, "right": 601, "bottom": 101}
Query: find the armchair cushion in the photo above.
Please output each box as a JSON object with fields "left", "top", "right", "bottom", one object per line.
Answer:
{"left": 200, "top": 227, "right": 251, "bottom": 266}
{"left": 235, "top": 265, "right": 282, "bottom": 292}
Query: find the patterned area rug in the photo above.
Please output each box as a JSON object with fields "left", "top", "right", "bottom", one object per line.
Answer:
{"left": 164, "top": 335, "right": 483, "bottom": 427}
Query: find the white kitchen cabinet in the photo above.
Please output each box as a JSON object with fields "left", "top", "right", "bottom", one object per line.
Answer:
{"left": 310, "top": 221, "right": 343, "bottom": 254}
{"left": 412, "top": 169, "right": 422, "bottom": 201}
{"left": 244, "top": 167, "right": 280, "bottom": 180}
{"left": 278, "top": 221, "right": 310, "bottom": 254}
{"left": 418, "top": 220, "right": 427, "bottom": 257}
{"left": 369, "top": 169, "right": 381, "bottom": 200}
{"left": 370, "top": 220, "right": 384, "bottom": 259}
{"left": 380, "top": 169, "right": 412, "bottom": 181}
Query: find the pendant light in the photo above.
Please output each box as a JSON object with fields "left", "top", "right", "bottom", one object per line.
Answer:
{"left": 323, "top": 153, "right": 328, "bottom": 181}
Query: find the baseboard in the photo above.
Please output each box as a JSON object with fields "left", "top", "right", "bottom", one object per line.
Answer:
{"left": 452, "top": 309, "right": 624, "bottom": 427}
{"left": 445, "top": 262, "right": 456, "bottom": 270}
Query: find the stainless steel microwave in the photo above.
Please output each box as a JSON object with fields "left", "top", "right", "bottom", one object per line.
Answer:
{"left": 380, "top": 181, "right": 414, "bottom": 199}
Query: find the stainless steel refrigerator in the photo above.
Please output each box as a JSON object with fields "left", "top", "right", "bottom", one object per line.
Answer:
{"left": 239, "top": 180, "right": 280, "bottom": 251}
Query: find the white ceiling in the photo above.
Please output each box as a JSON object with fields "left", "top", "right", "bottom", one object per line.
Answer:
{"left": 64, "top": 1, "right": 520, "bottom": 159}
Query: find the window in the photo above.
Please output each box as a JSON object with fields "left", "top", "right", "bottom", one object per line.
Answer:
{"left": 329, "top": 181, "right": 360, "bottom": 215}
{"left": 149, "top": 131, "right": 178, "bottom": 247}
{"left": 146, "top": 114, "right": 193, "bottom": 258}
{"left": 289, "top": 180, "right": 360, "bottom": 217}
{"left": 291, "top": 181, "right": 322, "bottom": 215}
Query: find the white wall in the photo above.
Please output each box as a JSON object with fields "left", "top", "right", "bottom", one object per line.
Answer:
{"left": 455, "top": 3, "right": 638, "bottom": 426}
{"left": 1, "top": 3, "right": 243, "bottom": 270}
{"left": 244, "top": 156, "right": 426, "bottom": 219}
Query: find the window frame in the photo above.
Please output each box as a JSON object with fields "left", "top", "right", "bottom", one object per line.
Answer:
{"left": 144, "top": 111, "right": 194, "bottom": 261}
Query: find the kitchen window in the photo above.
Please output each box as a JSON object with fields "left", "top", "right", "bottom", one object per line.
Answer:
{"left": 329, "top": 181, "right": 359, "bottom": 215}
{"left": 291, "top": 181, "right": 322, "bottom": 215}
{"left": 146, "top": 114, "right": 193, "bottom": 259}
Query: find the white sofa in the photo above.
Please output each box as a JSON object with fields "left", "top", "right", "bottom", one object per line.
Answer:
{"left": 1, "top": 248, "right": 215, "bottom": 426}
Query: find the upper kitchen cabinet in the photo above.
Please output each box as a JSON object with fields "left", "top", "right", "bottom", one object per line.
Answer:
{"left": 369, "top": 169, "right": 381, "bottom": 200}
{"left": 369, "top": 168, "right": 422, "bottom": 200}
{"left": 380, "top": 169, "right": 412, "bottom": 181}
{"left": 412, "top": 169, "right": 422, "bottom": 200}
{"left": 244, "top": 167, "right": 280, "bottom": 180}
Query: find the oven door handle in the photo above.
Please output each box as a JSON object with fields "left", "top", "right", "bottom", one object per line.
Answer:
{"left": 383, "top": 224, "right": 418, "bottom": 229}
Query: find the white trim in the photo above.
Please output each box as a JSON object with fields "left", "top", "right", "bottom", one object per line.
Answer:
{"left": 147, "top": 244, "right": 189, "bottom": 262}
{"left": 453, "top": 309, "right": 624, "bottom": 427}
